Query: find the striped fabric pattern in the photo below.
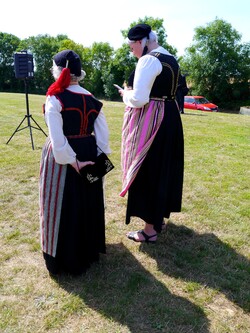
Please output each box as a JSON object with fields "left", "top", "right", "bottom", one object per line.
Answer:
{"left": 39, "top": 138, "right": 67, "bottom": 257}
{"left": 120, "top": 99, "right": 165, "bottom": 197}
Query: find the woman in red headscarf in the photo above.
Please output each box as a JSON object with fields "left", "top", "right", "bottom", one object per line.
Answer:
{"left": 39, "top": 50, "right": 111, "bottom": 275}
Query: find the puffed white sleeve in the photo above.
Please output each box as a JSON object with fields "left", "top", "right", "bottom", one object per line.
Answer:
{"left": 44, "top": 96, "right": 76, "bottom": 164}
{"left": 94, "top": 110, "right": 111, "bottom": 155}
{"left": 123, "top": 55, "right": 162, "bottom": 108}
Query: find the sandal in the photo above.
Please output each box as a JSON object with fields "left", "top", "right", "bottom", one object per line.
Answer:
{"left": 127, "top": 230, "right": 157, "bottom": 244}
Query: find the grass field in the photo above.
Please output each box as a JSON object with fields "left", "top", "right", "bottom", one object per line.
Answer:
{"left": 0, "top": 92, "right": 249, "bottom": 333}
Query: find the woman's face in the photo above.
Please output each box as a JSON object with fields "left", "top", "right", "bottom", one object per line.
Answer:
{"left": 129, "top": 40, "right": 143, "bottom": 59}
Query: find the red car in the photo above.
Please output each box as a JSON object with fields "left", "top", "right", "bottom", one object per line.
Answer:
{"left": 184, "top": 96, "right": 219, "bottom": 112}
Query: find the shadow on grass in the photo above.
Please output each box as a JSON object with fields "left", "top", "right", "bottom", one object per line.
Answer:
{"left": 140, "top": 222, "right": 250, "bottom": 313}
{"left": 55, "top": 242, "right": 209, "bottom": 333}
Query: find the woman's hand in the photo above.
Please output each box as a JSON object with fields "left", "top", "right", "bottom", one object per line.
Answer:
{"left": 119, "top": 86, "right": 131, "bottom": 97}
{"left": 71, "top": 160, "right": 95, "bottom": 174}
{"left": 118, "top": 88, "right": 124, "bottom": 97}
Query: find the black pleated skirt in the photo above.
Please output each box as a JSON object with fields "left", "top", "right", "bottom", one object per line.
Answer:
{"left": 43, "top": 136, "right": 106, "bottom": 275}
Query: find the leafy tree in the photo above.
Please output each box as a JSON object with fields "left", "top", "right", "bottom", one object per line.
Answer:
{"left": 180, "top": 18, "right": 250, "bottom": 104}
{"left": 0, "top": 33, "right": 21, "bottom": 91}
{"left": 85, "top": 42, "right": 114, "bottom": 97}
{"left": 102, "top": 46, "right": 136, "bottom": 100}
{"left": 16, "top": 35, "right": 114, "bottom": 97}
{"left": 0, "top": 17, "right": 179, "bottom": 99}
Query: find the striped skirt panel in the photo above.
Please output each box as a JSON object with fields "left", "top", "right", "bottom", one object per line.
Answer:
{"left": 39, "top": 138, "right": 67, "bottom": 257}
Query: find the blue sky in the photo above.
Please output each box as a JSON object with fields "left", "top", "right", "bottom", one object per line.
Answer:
{"left": 1, "top": 0, "right": 249, "bottom": 56}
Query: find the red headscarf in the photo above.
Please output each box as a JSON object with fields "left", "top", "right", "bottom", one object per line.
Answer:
{"left": 46, "top": 67, "right": 71, "bottom": 96}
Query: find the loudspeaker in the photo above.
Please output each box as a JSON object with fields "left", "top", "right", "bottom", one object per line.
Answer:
{"left": 14, "top": 51, "right": 34, "bottom": 79}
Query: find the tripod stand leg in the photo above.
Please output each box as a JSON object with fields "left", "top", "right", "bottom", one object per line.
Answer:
{"left": 30, "top": 115, "right": 47, "bottom": 137}
{"left": 6, "top": 114, "right": 47, "bottom": 150}
{"left": 6, "top": 116, "right": 27, "bottom": 144}
{"left": 6, "top": 78, "right": 47, "bottom": 149}
{"left": 28, "top": 120, "right": 35, "bottom": 150}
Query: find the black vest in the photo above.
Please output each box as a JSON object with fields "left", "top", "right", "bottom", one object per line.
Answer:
{"left": 128, "top": 52, "right": 180, "bottom": 100}
{"left": 55, "top": 89, "right": 103, "bottom": 137}
{"left": 149, "top": 52, "right": 179, "bottom": 100}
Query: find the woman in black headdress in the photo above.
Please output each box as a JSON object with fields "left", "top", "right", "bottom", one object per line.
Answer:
{"left": 118, "top": 24, "right": 184, "bottom": 243}
{"left": 40, "top": 50, "right": 111, "bottom": 275}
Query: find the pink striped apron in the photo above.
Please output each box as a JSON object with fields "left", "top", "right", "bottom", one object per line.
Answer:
{"left": 120, "top": 99, "right": 165, "bottom": 197}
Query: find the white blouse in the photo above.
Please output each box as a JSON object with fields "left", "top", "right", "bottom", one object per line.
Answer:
{"left": 45, "top": 85, "right": 111, "bottom": 165}
{"left": 123, "top": 46, "right": 171, "bottom": 108}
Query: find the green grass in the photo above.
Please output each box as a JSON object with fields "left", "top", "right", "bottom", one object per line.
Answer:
{"left": 0, "top": 92, "right": 249, "bottom": 333}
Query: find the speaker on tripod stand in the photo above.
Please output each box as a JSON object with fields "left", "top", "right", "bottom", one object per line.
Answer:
{"left": 6, "top": 50, "right": 47, "bottom": 150}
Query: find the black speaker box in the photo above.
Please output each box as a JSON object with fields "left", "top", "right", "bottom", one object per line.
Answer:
{"left": 14, "top": 51, "right": 34, "bottom": 79}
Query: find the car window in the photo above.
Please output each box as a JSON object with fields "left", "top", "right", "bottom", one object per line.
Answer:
{"left": 185, "top": 97, "right": 194, "bottom": 103}
{"left": 195, "top": 97, "right": 209, "bottom": 104}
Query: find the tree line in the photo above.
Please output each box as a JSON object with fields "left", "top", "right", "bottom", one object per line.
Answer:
{"left": 0, "top": 17, "right": 249, "bottom": 108}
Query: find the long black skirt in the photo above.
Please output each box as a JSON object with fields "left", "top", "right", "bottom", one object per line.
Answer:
{"left": 44, "top": 137, "right": 106, "bottom": 275}
{"left": 126, "top": 101, "right": 184, "bottom": 233}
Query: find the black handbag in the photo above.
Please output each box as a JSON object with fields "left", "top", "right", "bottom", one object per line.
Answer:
{"left": 79, "top": 149, "right": 114, "bottom": 184}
